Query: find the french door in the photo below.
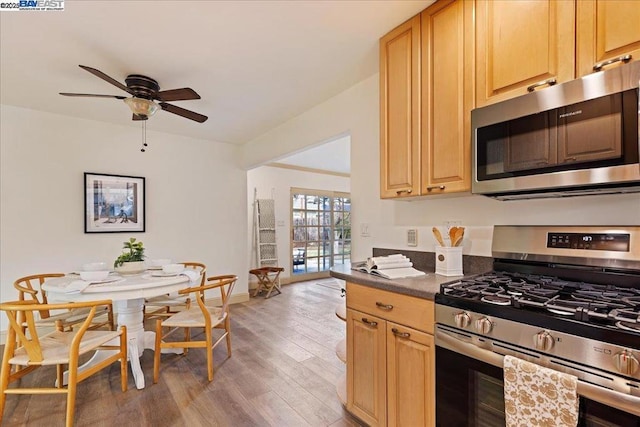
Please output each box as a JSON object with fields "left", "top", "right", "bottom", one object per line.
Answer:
{"left": 291, "top": 189, "right": 351, "bottom": 279}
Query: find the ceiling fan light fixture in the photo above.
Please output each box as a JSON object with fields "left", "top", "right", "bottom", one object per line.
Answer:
{"left": 124, "top": 97, "right": 159, "bottom": 118}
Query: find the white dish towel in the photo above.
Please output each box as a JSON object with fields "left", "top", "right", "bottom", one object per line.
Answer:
{"left": 503, "top": 355, "right": 579, "bottom": 427}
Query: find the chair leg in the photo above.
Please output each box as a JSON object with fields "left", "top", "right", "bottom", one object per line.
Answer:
{"left": 120, "top": 326, "right": 128, "bottom": 392}
{"left": 0, "top": 363, "right": 10, "bottom": 424}
{"left": 206, "top": 328, "right": 214, "bottom": 382}
{"left": 108, "top": 304, "right": 115, "bottom": 331}
{"left": 56, "top": 364, "right": 64, "bottom": 388}
{"left": 184, "top": 327, "right": 190, "bottom": 355}
{"left": 153, "top": 319, "right": 162, "bottom": 384}
{"left": 225, "top": 318, "right": 232, "bottom": 356}
{"left": 66, "top": 361, "right": 78, "bottom": 427}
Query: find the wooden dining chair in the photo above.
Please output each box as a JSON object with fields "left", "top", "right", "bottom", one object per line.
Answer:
{"left": 0, "top": 299, "right": 128, "bottom": 427}
{"left": 14, "top": 273, "right": 114, "bottom": 331}
{"left": 144, "top": 262, "right": 206, "bottom": 319}
{"left": 153, "top": 274, "right": 237, "bottom": 383}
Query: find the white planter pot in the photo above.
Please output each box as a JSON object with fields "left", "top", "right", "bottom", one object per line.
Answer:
{"left": 114, "top": 261, "right": 145, "bottom": 275}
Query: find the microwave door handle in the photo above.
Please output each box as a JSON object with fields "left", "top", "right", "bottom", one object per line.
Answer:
{"left": 435, "top": 329, "right": 640, "bottom": 417}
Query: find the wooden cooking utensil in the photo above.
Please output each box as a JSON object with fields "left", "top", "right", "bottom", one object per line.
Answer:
{"left": 432, "top": 227, "right": 445, "bottom": 247}
{"left": 448, "top": 227, "right": 459, "bottom": 245}
{"left": 452, "top": 227, "right": 465, "bottom": 247}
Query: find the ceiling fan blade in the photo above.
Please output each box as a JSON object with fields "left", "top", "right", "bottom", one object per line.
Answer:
{"left": 132, "top": 114, "right": 147, "bottom": 121}
{"left": 159, "top": 102, "right": 208, "bottom": 123}
{"left": 78, "top": 65, "right": 134, "bottom": 95}
{"left": 155, "top": 88, "right": 201, "bottom": 102}
{"left": 59, "top": 92, "right": 127, "bottom": 100}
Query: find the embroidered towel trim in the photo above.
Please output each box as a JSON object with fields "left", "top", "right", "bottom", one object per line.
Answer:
{"left": 503, "top": 355, "right": 579, "bottom": 427}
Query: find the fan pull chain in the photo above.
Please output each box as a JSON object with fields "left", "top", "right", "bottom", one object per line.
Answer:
{"left": 140, "top": 120, "right": 149, "bottom": 152}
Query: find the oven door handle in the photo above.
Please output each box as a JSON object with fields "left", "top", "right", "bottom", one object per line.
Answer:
{"left": 436, "top": 329, "right": 640, "bottom": 417}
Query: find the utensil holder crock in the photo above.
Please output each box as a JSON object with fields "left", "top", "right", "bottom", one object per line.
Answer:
{"left": 435, "top": 246, "right": 463, "bottom": 276}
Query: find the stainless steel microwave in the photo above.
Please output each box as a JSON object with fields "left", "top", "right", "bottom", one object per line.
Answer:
{"left": 471, "top": 60, "right": 640, "bottom": 200}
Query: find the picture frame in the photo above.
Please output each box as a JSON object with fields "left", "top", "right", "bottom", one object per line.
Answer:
{"left": 84, "top": 172, "right": 145, "bottom": 233}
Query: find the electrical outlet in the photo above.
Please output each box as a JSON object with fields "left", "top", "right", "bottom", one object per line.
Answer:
{"left": 407, "top": 229, "right": 418, "bottom": 247}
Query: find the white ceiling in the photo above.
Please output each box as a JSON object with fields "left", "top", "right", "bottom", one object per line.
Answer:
{"left": 0, "top": 0, "right": 431, "bottom": 146}
{"left": 274, "top": 134, "right": 351, "bottom": 174}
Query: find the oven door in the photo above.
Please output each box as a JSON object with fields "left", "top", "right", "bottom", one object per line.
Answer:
{"left": 435, "top": 327, "right": 640, "bottom": 427}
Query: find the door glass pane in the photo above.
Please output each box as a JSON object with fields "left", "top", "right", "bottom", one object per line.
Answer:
{"left": 292, "top": 194, "right": 305, "bottom": 209}
{"left": 292, "top": 210, "right": 304, "bottom": 225}
{"left": 291, "top": 190, "right": 351, "bottom": 276}
{"left": 306, "top": 195, "right": 319, "bottom": 210}
{"left": 293, "top": 227, "right": 305, "bottom": 242}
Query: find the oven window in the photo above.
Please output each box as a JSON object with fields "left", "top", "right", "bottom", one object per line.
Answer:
{"left": 472, "top": 371, "right": 505, "bottom": 427}
{"left": 436, "top": 346, "right": 640, "bottom": 427}
{"left": 436, "top": 346, "right": 506, "bottom": 426}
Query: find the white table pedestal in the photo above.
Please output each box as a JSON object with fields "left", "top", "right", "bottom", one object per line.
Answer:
{"left": 61, "top": 298, "right": 183, "bottom": 389}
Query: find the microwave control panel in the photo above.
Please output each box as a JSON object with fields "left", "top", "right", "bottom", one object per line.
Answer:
{"left": 547, "top": 233, "right": 630, "bottom": 252}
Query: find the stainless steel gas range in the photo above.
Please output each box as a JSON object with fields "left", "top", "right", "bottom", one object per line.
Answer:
{"left": 434, "top": 225, "right": 640, "bottom": 426}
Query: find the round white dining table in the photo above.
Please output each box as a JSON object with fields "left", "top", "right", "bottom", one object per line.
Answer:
{"left": 43, "top": 272, "right": 191, "bottom": 389}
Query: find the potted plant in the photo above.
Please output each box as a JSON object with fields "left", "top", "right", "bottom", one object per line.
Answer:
{"left": 114, "top": 237, "right": 146, "bottom": 274}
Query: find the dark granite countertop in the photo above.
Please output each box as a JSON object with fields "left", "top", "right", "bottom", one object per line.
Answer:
{"left": 329, "top": 264, "right": 463, "bottom": 300}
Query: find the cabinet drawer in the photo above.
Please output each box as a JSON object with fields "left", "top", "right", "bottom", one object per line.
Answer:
{"left": 346, "top": 282, "right": 434, "bottom": 334}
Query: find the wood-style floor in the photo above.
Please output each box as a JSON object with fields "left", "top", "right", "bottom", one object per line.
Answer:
{"left": 1, "top": 278, "right": 362, "bottom": 427}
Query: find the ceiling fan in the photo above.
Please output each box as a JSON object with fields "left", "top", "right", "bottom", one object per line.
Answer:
{"left": 60, "top": 65, "right": 208, "bottom": 123}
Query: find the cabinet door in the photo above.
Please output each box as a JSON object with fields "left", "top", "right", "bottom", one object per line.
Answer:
{"left": 380, "top": 15, "right": 421, "bottom": 198}
{"left": 576, "top": 0, "right": 640, "bottom": 76}
{"left": 420, "top": 0, "right": 472, "bottom": 194}
{"left": 346, "top": 309, "right": 387, "bottom": 426}
{"left": 387, "top": 322, "right": 435, "bottom": 427}
{"left": 475, "top": 0, "right": 575, "bottom": 107}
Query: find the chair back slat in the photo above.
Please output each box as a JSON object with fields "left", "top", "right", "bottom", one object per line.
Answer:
{"left": 13, "top": 273, "right": 65, "bottom": 320}
{"left": 187, "top": 275, "right": 237, "bottom": 321}
{"left": 1, "top": 300, "right": 108, "bottom": 363}
{"left": 4, "top": 301, "right": 44, "bottom": 362}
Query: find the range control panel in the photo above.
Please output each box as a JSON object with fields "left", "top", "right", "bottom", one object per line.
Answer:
{"left": 547, "top": 233, "right": 630, "bottom": 252}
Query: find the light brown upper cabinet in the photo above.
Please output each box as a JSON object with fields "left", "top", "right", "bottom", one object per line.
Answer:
{"left": 380, "top": 16, "right": 421, "bottom": 198}
{"left": 380, "top": 0, "right": 472, "bottom": 199}
{"left": 476, "top": 0, "right": 640, "bottom": 107}
{"left": 576, "top": 0, "right": 640, "bottom": 77}
{"left": 420, "top": 0, "right": 473, "bottom": 195}
{"left": 475, "top": 0, "right": 575, "bottom": 107}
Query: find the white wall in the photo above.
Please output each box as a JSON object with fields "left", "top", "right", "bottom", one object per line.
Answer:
{"left": 247, "top": 165, "right": 350, "bottom": 281}
{"left": 242, "top": 74, "right": 640, "bottom": 263}
{"left": 0, "top": 105, "right": 249, "bottom": 332}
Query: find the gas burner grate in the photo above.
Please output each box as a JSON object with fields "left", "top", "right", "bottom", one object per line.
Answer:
{"left": 481, "top": 295, "right": 511, "bottom": 306}
{"left": 439, "top": 270, "right": 640, "bottom": 331}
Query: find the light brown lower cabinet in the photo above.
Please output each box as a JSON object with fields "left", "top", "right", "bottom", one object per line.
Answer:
{"left": 346, "top": 283, "right": 435, "bottom": 426}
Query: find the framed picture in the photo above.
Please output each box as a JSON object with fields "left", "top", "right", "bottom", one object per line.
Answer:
{"left": 84, "top": 172, "right": 145, "bottom": 233}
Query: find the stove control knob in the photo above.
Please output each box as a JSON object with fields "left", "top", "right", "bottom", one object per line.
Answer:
{"left": 534, "top": 331, "right": 554, "bottom": 352}
{"left": 454, "top": 311, "right": 471, "bottom": 329}
{"left": 613, "top": 350, "right": 639, "bottom": 376}
{"left": 475, "top": 317, "right": 493, "bottom": 334}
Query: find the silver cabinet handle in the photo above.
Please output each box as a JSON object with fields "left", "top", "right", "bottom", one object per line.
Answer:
{"left": 361, "top": 317, "right": 378, "bottom": 327}
{"left": 375, "top": 302, "right": 393, "bottom": 310}
{"left": 395, "top": 189, "right": 413, "bottom": 195}
{"left": 391, "top": 328, "right": 410, "bottom": 338}
{"left": 593, "top": 54, "right": 632, "bottom": 71}
{"left": 527, "top": 78, "right": 557, "bottom": 92}
{"left": 426, "top": 185, "right": 445, "bottom": 192}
